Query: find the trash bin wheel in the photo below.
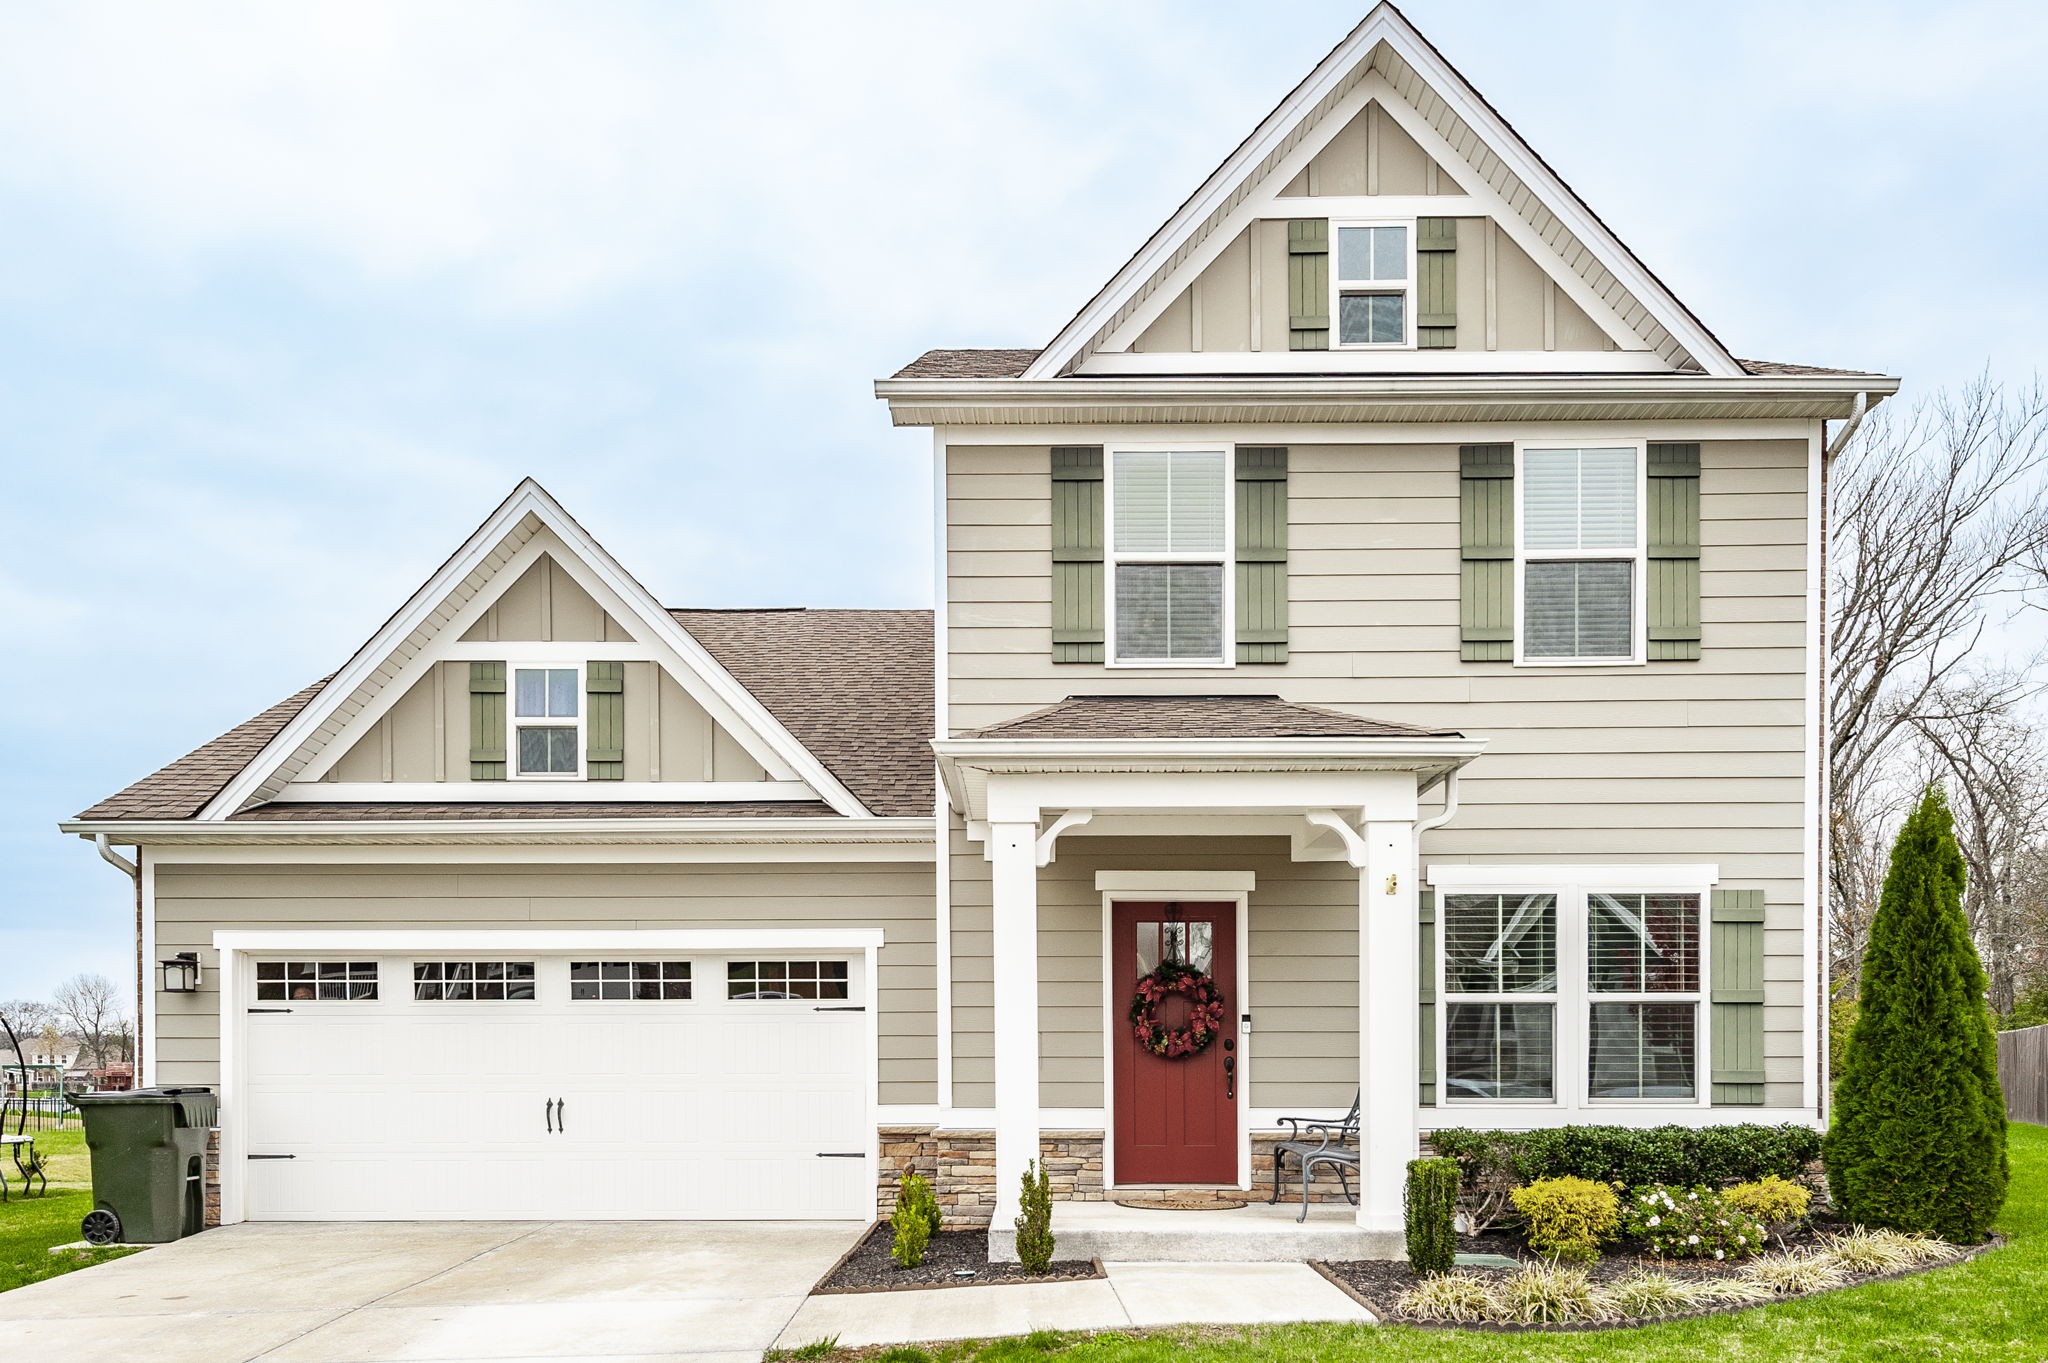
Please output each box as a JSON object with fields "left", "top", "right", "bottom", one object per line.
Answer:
{"left": 81, "top": 1209, "right": 121, "bottom": 1246}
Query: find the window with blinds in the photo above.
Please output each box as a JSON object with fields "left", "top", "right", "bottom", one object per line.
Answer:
{"left": 1108, "top": 449, "right": 1229, "bottom": 664}
{"left": 1587, "top": 892, "right": 1702, "bottom": 1100}
{"left": 1442, "top": 892, "right": 1558, "bottom": 1101}
{"left": 1520, "top": 447, "right": 1641, "bottom": 663}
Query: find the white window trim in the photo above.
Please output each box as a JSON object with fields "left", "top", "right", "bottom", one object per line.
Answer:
{"left": 1328, "top": 218, "right": 1416, "bottom": 350}
{"left": 1427, "top": 864, "right": 1718, "bottom": 1115}
{"left": 508, "top": 662, "right": 585, "bottom": 780}
{"left": 1103, "top": 443, "right": 1235, "bottom": 669}
{"left": 1513, "top": 440, "right": 1648, "bottom": 668}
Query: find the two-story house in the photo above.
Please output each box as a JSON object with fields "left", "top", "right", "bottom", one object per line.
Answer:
{"left": 66, "top": 5, "right": 1894, "bottom": 1258}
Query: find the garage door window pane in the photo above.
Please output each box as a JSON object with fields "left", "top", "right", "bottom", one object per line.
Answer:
{"left": 256, "top": 961, "right": 377, "bottom": 1002}
{"left": 570, "top": 961, "right": 692, "bottom": 1001}
{"left": 414, "top": 961, "right": 536, "bottom": 1001}
{"left": 728, "top": 960, "right": 850, "bottom": 1001}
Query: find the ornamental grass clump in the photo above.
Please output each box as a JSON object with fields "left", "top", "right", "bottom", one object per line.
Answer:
{"left": 889, "top": 1171, "right": 942, "bottom": 1269}
{"left": 1509, "top": 1176, "right": 1619, "bottom": 1264}
{"left": 1824, "top": 787, "right": 2008, "bottom": 1243}
{"left": 1595, "top": 1270, "right": 1714, "bottom": 1319}
{"left": 1404, "top": 1157, "right": 1460, "bottom": 1276}
{"left": 1489, "top": 1261, "right": 1605, "bottom": 1325}
{"left": 1820, "top": 1226, "right": 1964, "bottom": 1275}
{"left": 1395, "top": 1270, "right": 1495, "bottom": 1323}
{"left": 1622, "top": 1185, "right": 1767, "bottom": 1261}
{"left": 1738, "top": 1250, "right": 1849, "bottom": 1296}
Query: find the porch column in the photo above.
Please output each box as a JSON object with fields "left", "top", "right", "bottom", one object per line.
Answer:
{"left": 988, "top": 818, "right": 1040, "bottom": 1229}
{"left": 1358, "top": 818, "right": 1419, "bottom": 1232}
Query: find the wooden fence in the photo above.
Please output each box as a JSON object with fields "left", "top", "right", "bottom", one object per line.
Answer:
{"left": 1999, "top": 1023, "right": 2048, "bottom": 1126}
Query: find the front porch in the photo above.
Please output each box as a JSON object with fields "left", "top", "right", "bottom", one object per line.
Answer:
{"left": 933, "top": 696, "right": 1486, "bottom": 1262}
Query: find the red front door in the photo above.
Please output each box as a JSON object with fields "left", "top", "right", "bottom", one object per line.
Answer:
{"left": 1111, "top": 901, "right": 1239, "bottom": 1185}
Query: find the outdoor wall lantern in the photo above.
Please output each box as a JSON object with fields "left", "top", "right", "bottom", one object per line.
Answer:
{"left": 159, "top": 952, "right": 202, "bottom": 993}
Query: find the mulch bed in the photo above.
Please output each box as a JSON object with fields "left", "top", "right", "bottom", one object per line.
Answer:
{"left": 1316, "top": 1222, "right": 2000, "bottom": 1331}
{"left": 812, "top": 1225, "right": 1103, "bottom": 1294}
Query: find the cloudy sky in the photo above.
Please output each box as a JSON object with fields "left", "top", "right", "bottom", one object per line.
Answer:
{"left": 3, "top": 0, "right": 2046, "bottom": 1005}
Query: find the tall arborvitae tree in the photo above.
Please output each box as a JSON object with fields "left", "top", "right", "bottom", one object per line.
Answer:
{"left": 1825, "top": 787, "right": 2008, "bottom": 1241}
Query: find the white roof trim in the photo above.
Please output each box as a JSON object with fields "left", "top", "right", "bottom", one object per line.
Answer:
{"left": 1022, "top": 1, "right": 1742, "bottom": 381}
{"left": 199, "top": 479, "right": 872, "bottom": 820}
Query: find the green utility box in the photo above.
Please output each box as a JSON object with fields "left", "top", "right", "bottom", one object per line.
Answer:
{"left": 71, "top": 1087, "right": 218, "bottom": 1244}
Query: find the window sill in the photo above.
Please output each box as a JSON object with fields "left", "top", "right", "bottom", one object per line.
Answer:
{"left": 1104, "top": 659, "right": 1235, "bottom": 670}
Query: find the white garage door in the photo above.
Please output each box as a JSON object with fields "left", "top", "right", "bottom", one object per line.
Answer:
{"left": 239, "top": 952, "right": 871, "bottom": 1221}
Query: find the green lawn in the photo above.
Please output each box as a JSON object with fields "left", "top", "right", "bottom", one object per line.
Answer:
{"left": 0, "top": 1125, "right": 140, "bottom": 1292}
{"left": 825, "top": 1122, "right": 2048, "bottom": 1363}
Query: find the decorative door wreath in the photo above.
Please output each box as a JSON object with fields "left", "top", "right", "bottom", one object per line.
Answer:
{"left": 1128, "top": 960, "right": 1227, "bottom": 1058}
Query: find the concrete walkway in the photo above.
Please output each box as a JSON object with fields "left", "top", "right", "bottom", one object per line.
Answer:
{"left": 0, "top": 1221, "right": 861, "bottom": 1363}
{"left": 775, "top": 1261, "right": 1375, "bottom": 1350}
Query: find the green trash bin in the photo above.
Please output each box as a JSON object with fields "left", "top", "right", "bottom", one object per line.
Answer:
{"left": 70, "top": 1087, "right": 218, "bottom": 1245}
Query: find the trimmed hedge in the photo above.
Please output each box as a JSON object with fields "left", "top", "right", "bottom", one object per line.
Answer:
{"left": 1405, "top": 1157, "right": 1460, "bottom": 1275}
{"left": 1431, "top": 1123, "right": 1822, "bottom": 1197}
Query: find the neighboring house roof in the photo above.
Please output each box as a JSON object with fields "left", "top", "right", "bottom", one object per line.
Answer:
{"left": 76, "top": 608, "right": 935, "bottom": 823}
{"left": 892, "top": 348, "right": 1884, "bottom": 383}
{"left": 964, "top": 694, "right": 1461, "bottom": 741}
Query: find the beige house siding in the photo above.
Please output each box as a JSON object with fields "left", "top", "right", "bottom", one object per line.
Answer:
{"left": 945, "top": 438, "right": 1812, "bottom": 1109}
{"left": 152, "top": 861, "right": 937, "bottom": 1105}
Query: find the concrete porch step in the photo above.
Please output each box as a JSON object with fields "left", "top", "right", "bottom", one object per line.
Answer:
{"left": 988, "top": 1199, "right": 1405, "bottom": 1264}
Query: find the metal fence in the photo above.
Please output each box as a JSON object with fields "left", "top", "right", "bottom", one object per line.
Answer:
{"left": 1999, "top": 1023, "right": 2048, "bottom": 1126}
{"left": 1, "top": 1095, "right": 78, "bottom": 1132}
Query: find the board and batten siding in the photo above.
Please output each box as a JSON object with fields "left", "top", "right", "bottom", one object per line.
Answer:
{"left": 152, "top": 862, "right": 938, "bottom": 1106}
{"left": 946, "top": 439, "right": 1812, "bottom": 1110}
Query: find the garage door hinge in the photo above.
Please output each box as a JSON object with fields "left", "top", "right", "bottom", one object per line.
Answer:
{"left": 247, "top": 1007, "right": 292, "bottom": 1014}
{"left": 816, "top": 1152, "right": 867, "bottom": 1159}
{"left": 813, "top": 1005, "right": 865, "bottom": 1012}
{"left": 247, "top": 1154, "right": 296, "bottom": 1160}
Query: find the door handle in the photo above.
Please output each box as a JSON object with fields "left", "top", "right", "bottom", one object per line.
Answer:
{"left": 546, "top": 1098, "right": 554, "bottom": 1134}
{"left": 1224, "top": 1056, "right": 1236, "bottom": 1102}
{"left": 556, "top": 1098, "right": 565, "bottom": 1134}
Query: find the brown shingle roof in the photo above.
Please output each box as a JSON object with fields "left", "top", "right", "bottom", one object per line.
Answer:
{"left": 77, "top": 608, "right": 936, "bottom": 822}
{"left": 963, "top": 695, "right": 1460, "bottom": 741}
{"left": 1736, "top": 358, "right": 1885, "bottom": 377}
{"left": 672, "top": 608, "right": 933, "bottom": 817}
{"left": 229, "top": 801, "right": 839, "bottom": 821}
{"left": 892, "top": 349, "right": 1041, "bottom": 379}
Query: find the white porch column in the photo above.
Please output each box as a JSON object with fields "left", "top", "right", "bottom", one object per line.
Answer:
{"left": 988, "top": 818, "right": 1040, "bottom": 1228}
{"left": 1358, "top": 818, "right": 1419, "bottom": 1232}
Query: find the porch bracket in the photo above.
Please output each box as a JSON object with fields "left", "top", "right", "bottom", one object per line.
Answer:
{"left": 1304, "top": 810, "right": 1371, "bottom": 868}
{"left": 1034, "top": 809, "right": 1094, "bottom": 866}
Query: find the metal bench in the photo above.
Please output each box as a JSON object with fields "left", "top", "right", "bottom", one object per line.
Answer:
{"left": 0, "top": 1134, "right": 46, "bottom": 1200}
{"left": 1265, "top": 1092, "right": 1360, "bottom": 1221}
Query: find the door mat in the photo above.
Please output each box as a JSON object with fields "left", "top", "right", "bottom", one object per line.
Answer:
{"left": 1110, "top": 1191, "right": 1251, "bottom": 1211}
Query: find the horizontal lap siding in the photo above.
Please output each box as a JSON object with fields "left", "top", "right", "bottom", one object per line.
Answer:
{"left": 947, "top": 439, "right": 1811, "bottom": 1108}
{"left": 153, "top": 862, "right": 938, "bottom": 1104}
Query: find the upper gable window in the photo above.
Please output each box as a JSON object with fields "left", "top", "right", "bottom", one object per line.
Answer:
{"left": 1518, "top": 446, "right": 1642, "bottom": 665}
{"left": 1107, "top": 448, "right": 1230, "bottom": 666}
{"left": 1333, "top": 222, "right": 1411, "bottom": 347}
{"left": 512, "top": 665, "right": 581, "bottom": 777}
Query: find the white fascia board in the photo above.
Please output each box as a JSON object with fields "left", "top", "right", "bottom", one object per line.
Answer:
{"left": 933, "top": 736, "right": 1488, "bottom": 763}
{"left": 199, "top": 480, "right": 870, "bottom": 821}
{"left": 1425, "top": 863, "right": 1721, "bottom": 892}
{"left": 61, "top": 816, "right": 933, "bottom": 847}
{"left": 216, "top": 928, "right": 886, "bottom": 953}
{"left": 1082, "top": 352, "right": 1675, "bottom": 376}
{"left": 266, "top": 781, "right": 816, "bottom": 804}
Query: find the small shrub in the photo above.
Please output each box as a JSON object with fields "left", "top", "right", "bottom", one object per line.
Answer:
{"left": 1489, "top": 1261, "right": 1605, "bottom": 1324}
{"left": 1014, "top": 1159, "right": 1056, "bottom": 1273}
{"left": 1622, "top": 1185, "right": 1767, "bottom": 1261}
{"left": 1395, "top": 1270, "right": 1495, "bottom": 1323}
{"left": 1426, "top": 1129, "right": 1526, "bottom": 1235}
{"left": 1595, "top": 1270, "right": 1714, "bottom": 1319}
{"left": 1821, "top": 1226, "right": 1963, "bottom": 1275}
{"left": 1404, "top": 1157, "right": 1460, "bottom": 1276}
{"left": 1724, "top": 1174, "right": 1811, "bottom": 1228}
{"left": 890, "top": 1171, "right": 941, "bottom": 1268}
{"left": 1739, "top": 1250, "right": 1848, "bottom": 1296}
{"left": 1510, "top": 1176, "right": 1619, "bottom": 1264}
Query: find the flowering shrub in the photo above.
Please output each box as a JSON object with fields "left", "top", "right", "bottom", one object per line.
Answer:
{"left": 1623, "top": 1185, "right": 1768, "bottom": 1261}
{"left": 1509, "top": 1176, "right": 1619, "bottom": 1264}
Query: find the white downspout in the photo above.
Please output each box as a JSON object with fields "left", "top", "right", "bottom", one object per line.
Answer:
{"left": 93, "top": 835, "right": 143, "bottom": 1079}
{"left": 1414, "top": 770, "right": 1462, "bottom": 837}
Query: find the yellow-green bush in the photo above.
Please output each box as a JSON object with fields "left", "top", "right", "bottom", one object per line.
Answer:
{"left": 1509, "top": 1175, "right": 1619, "bottom": 1264}
{"left": 1725, "top": 1173, "right": 1812, "bottom": 1226}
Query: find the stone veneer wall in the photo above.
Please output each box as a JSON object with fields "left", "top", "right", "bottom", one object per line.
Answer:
{"left": 204, "top": 1128, "right": 221, "bottom": 1228}
{"left": 876, "top": 1127, "right": 1355, "bottom": 1225}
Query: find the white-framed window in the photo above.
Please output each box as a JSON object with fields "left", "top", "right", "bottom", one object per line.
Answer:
{"left": 1331, "top": 220, "right": 1413, "bottom": 347}
{"left": 569, "top": 961, "right": 692, "bottom": 1002}
{"left": 510, "top": 664, "right": 582, "bottom": 777}
{"left": 1429, "top": 866, "right": 1714, "bottom": 1111}
{"left": 256, "top": 961, "right": 377, "bottom": 1002}
{"left": 1105, "top": 446, "right": 1231, "bottom": 667}
{"left": 413, "top": 960, "right": 537, "bottom": 1001}
{"left": 1516, "top": 444, "right": 1645, "bottom": 665}
{"left": 727, "top": 960, "right": 850, "bottom": 1001}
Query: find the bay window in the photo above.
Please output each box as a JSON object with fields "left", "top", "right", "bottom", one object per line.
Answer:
{"left": 1519, "top": 445, "right": 1643, "bottom": 664}
{"left": 1107, "top": 447, "right": 1230, "bottom": 665}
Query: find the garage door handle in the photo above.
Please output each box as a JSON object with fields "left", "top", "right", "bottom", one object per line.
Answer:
{"left": 816, "top": 1152, "right": 866, "bottom": 1159}
{"left": 247, "top": 1008, "right": 292, "bottom": 1014}
{"left": 556, "top": 1098, "right": 566, "bottom": 1134}
{"left": 248, "top": 1154, "right": 295, "bottom": 1160}
{"left": 546, "top": 1098, "right": 553, "bottom": 1134}
{"left": 813, "top": 1006, "right": 864, "bottom": 1012}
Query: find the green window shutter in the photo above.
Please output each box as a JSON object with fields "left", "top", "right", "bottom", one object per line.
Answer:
{"left": 1416, "top": 218, "right": 1457, "bottom": 349}
{"left": 1051, "top": 446, "right": 1105, "bottom": 663}
{"left": 1419, "top": 888, "right": 1437, "bottom": 1106}
{"left": 1459, "top": 444, "right": 1514, "bottom": 662}
{"left": 1287, "top": 220, "right": 1329, "bottom": 350}
{"left": 1234, "top": 447, "right": 1288, "bottom": 663}
{"left": 585, "top": 661, "right": 625, "bottom": 780}
{"left": 468, "top": 661, "right": 507, "bottom": 781}
{"left": 1710, "top": 888, "right": 1767, "bottom": 1104}
{"left": 1647, "top": 442, "right": 1702, "bottom": 661}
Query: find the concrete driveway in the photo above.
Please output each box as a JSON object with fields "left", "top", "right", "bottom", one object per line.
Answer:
{"left": 0, "top": 1221, "right": 863, "bottom": 1363}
